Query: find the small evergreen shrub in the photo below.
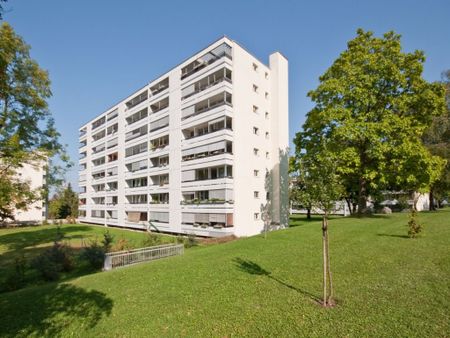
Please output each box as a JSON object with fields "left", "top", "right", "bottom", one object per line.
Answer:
{"left": 102, "top": 230, "right": 114, "bottom": 252}
{"left": 407, "top": 209, "right": 423, "bottom": 238}
{"left": 31, "top": 243, "right": 74, "bottom": 281}
{"left": 80, "top": 241, "right": 105, "bottom": 270}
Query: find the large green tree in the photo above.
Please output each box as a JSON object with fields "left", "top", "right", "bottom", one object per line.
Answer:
{"left": 422, "top": 70, "right": 450, "bottom": 209}
{"left": 48, "top": 183, "right": 78, "bottom": 220}
{"left": 0, "top": 22, "right": 68, "bottom": 222}
{"left": 296, "top": 29, "right": 447, "bottom": 214}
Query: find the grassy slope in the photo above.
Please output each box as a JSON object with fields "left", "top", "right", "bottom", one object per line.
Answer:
{"left": 0, "top": 224, "right": 170, "bottom": 288}
{"left": 0, "top": 210, "right": 449, "bottom": 337}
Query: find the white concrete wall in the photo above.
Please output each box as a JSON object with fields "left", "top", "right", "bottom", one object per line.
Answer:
{"left": 13, "top": 161, "right": 45, "bottom": 223}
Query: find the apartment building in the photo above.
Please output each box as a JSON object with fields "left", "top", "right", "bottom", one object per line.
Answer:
{"left": 78, "top": 37, "right": 289, "bottom": 237}
{"left": 9, "top": 160, "right": 46, "bottom": 224}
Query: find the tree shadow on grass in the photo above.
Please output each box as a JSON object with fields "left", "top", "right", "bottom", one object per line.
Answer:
{"left": 233, "top": 258, "right": 320, "bottom": 304}
{"left": 377, "top": 233, "right": 410, "bottom": 239}
{"left": 0, "top": 283, "right": 113, "bottom": 337}
{"left": 0, "top": 225, "right": 93, "bottom": 253}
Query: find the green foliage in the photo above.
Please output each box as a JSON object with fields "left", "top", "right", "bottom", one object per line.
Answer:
{"left": 3, "top": 255, "right": 26, "bottom": 291}
{"left": 0, "top": 22, "right": 70, "bottom": 222}
{"left": 292, "top": 144, "right": 344, "bottom": 215}
{"left": 295, "top": 29, "right": 447, "bottom": 214}
{"left": 101, "top": 230, "right": 114, "bottom": 252}
{"left": 80, "top": 241, "right": 105, "bottom": 271}
{"left": 141, "top": 232, "right": 162, "bottom": 247}
{"left": 422, "top": 70, "right": 450, "bottom": 207}
{"left": 111, "top": 238, "right": 131, "bottom": 252}
{"left": 407, "top": 209, "right": 423, "bottom": 238}
{"left": 48, "top": 184, "right": 78, "bottom": 220}
{"left": 31, "top": 243, "right": 74, "bottom": 281}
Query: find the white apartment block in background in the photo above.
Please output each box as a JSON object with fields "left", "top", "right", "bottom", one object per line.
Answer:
{"left": 78, "top": 37, "right": 289, "bottom": 237}
{"left": 11, "top": 161, "right": 46, "bottom": 223}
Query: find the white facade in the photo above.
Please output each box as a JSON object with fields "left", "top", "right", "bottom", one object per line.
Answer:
{"left": 78, "top": 37, "right": 289, "bottom": 237}
{"left": 12, "top": 161, "right": 46, "bottom": 223}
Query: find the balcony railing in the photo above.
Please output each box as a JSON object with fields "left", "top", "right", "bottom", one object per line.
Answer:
{"left": 182, "top": 92, "right": 232, "bottom": 120}
{"left": 181, "top": 42, "right": 232, "bottom": 80}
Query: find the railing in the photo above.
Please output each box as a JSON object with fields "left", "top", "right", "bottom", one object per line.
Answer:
{"left": 104, "top": 244, "right": 184, "bottom": 270}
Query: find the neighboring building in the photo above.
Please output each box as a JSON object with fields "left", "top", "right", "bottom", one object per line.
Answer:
{"left": 78, "top": 37, "right": 289, "bottom": 237}
{"left": 12, "top": 161, "right": 46, "bottom": 223}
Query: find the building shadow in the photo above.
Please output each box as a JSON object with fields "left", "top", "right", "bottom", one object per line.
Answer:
{"left": 0, "top": 283, "right": 113, "bottom": 337}
{"left": 233, "top": 257, "right": 320, "bottom": 304}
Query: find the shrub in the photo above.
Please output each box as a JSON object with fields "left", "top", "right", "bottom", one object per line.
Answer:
{"left": 80, "top": 241, "right": 105, "bottom": 270}
{"left": 102, "top": 230, "right": 114, "bottom": 252}
{"left": 142, "top": 232, "right": 162, "bottom": 247}
{"left": 31, "top": 243, "right": 74, "bottom": 281}
{"left": 3, "top": 256, "right": 27, "bottom": 291}
{"left": 176, "top": 234, "right": 198, "bottom": 248}
{"left": 407, "top": 209, "right": 423, "bottom": 238}
{"left": 112, "top": 238, "right": 131, "bottom": 252}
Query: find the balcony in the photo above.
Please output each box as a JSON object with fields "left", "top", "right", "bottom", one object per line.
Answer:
{"left": 181, "top": 42, "right": 232, "bottom": 80}
{"left": 150, "top": 78, "right": 169, "bottom": 96}
{"left": 150, "top": 97, "right": 169, "bottom": 115}
{"left": 182, "top": 140, "right": 232, "bottom": 162}
{"left": 183, "top": 116, "right": 232, "bottom": 141}
{"left": 126, "top": 90, "right": 148, "bottom": 110}
{"left": 182, "top": 92, "right": 232, "bottom": 120}
{"left": 107, "top": 108, "right": 119, "bottom": 122}
{"left": 182, "top": 68, "right": 232, "bottom": 100}
{"left": 149, "top": 135, "right": 169, "bottom": 152}
{"left": 181, "top": 212, "right": 233, "bottom": 229}
{"left": 92, "top": 116, "right": 106, "bottom": 130}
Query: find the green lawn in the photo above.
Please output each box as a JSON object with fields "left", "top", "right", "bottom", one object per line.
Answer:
{"left": 0, "top": 223, "right": 172, "bottom": 291}
{"left": 0, "top": 210, "right": 449, "bottom": 337}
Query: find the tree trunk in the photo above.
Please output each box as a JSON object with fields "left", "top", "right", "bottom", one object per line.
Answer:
{"left": 345, "top": 198, "right": 353, "bottom": 215}
{"left": 322, "top": 216, "right": 327, "bottom": 306}
{"left": 325, "top": 216, "right": 333, "bottom": 305}
{"left": 429, "top": 189, "right": 435, "bottom": 211}
{"left": 357, "top": 178, "right": 367, "bottom": 216}
{"left": 306, "top": 207, "right": 311, "bottom": 220}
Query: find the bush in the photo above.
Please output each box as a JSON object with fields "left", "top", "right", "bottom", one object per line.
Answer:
{"left": 112, "top": 238, "right": 131, "bottom": 252}
{"left": 176, "top": 234, "right": 198, "bottom": 248}
{"left": 31, "top": 243, "right": 74, "bottom": 281}
{"left": 80, "top": 241, "right": 105, "bottom": 270}
{"left": 3, "top": 256, "right": 27, "bottom": 291}
{"left": 142, "top": 232, "right": 162, "bottom": 247}
{"left": 102, "top": 230, "right": 114, "bottom": 252}
{"left": 407, "top": 209, "right": 423, "bottom": 238}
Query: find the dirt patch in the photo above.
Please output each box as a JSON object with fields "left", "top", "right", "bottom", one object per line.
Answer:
{"left": 199, "top": 235, "right": 238, "bottom": 246}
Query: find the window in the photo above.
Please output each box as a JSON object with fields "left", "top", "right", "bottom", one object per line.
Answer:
{"left": 253, "top": 105, "right": 259, "bottom": 114}
{"left": 125, "top": 142, "right": 147, "bottom": 157}
{"left": 265, "top": 111, "right": 269, "bottom": 119}
{"left": 254, "top": 213, "right": 260, "bottom": 220}
{"left": 252, "top": 63, "right": 258, "bottom": 72}
{"left": 253, "top": 170, "right": 259, "bottom": 177}
{"left": 253, "top": 148, "right": 259, "bottom": 156}
{"left": 265, "top": 92, "right": 269, "bottom": 99}
{"left": 265, "top": 72, "right": 269, "bottom": 79}
{"left": 254, "top": 191, "right": 259, "bottom": 198}
{"left": 253, "top": 84, "right": 258, "bottom": 93}
{"left": 265, "top": 132, "right": 269, "bottom": 139}
{"left": 108, "top": 152, "right": 118, "bottom": 162}
{"left": 107, "top": 123, "right": 118, "bottom": 135}
{"left": 266, "top": 151, "right": 270, "bottom": 159}
{"left": 253, "top": 127, "right": 259, "bottom": 135}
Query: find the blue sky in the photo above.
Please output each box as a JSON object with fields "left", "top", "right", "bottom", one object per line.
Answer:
{"left": 4, "top": 0, "right": 450, "bottom": 188}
